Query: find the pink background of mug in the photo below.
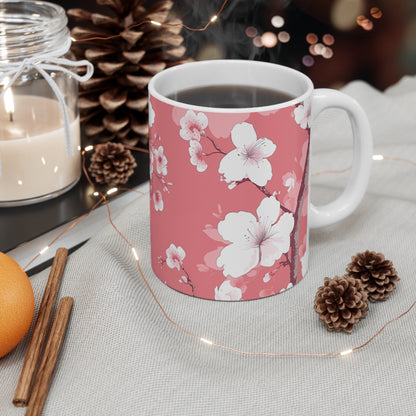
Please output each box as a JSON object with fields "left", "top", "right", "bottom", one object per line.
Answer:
{"left": 149, "top": 96, "right": 310, "bottom": 301}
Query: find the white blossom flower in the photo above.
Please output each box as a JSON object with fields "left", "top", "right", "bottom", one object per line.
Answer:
{"left": 218, "top": 122, "right": 276, "bottom": 187}
{"left": 153, "top": 145, "right": 167, "bottom": 176}
{"left": 153, "top": 190, "right": 164, "bottom": 211}
{"left": 215, "top": 280, "right": 242, "bottom": 301}
{"left": 279, "top": 282, "right": 293, "bottom": 293}
{"left": 294, "top": 100, "right": 311, "bottom": 129}
{"left": 188, "top": 140, "right": 207, "bottom": 172}
{"left": 166, "top": 244, "right": 186, "bottom": 271}
{"left": 216, "top": 196, "right": 294, "bottom": 278}
{"left": 179, "top": 110, "right": 208, "bottom": 141}
{"left": 148, "top": 100, "right": 155, "bottom": 127}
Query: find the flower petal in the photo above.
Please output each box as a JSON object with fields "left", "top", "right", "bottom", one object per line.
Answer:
{"left": 256, "top": 196, "right": 280, "bottom": 228}
{"left": 217, "top": 211, "right": 257, "bottom": 244}
{"left": 230, "top": 122, "right": 258, "bottom": 148}
{"left": 218, "top": 150, "right": 247, "bottom": 183}
{"left": 245, "top": 158, "right": 273, "bottom": 186}
{"left": 217, "top": 243, "right": 259, "bottom": 278}
{"left": 260, "top": 213, "right": 294, "bottom": 267}
{"left": 255, "top": 137, "right": 276, "bottom": 158}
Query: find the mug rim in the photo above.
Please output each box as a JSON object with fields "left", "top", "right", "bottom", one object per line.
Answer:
{"left": 148, "top": 59, "right": 314, "bottom": 113}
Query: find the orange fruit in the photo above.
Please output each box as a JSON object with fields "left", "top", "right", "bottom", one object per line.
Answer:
{"left": 0, "top": 252, "right": 34, "bottom": 358}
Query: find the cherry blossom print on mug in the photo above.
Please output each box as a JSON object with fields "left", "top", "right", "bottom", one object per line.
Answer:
{"left": 149, "top": 94, "right": 311, "bottom": 300}
{"left": 216, "top": 196, "right": 294, "bottom": 278}
{"left": 163, "top": 244, "right": 195, "bottom": 296}
{"left": 218, "top": 122, "right": 276, "bottom": 187}
{"left": 293, "top": 99, "right": 311, "bottom": 130}
{"left": 149, "top": 135, "right": 172, "bottom": 213}
{"left": 215, "top": 280, "right": 242, "bottom": 301}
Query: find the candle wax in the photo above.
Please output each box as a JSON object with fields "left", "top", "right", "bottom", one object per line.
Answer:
{"left": 0, "top": 95, "right": 81, "bottom": 203}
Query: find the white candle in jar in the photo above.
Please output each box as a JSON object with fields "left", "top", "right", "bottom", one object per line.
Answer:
{"left": 0, "top": 94, "right": 81, "bottom": 204}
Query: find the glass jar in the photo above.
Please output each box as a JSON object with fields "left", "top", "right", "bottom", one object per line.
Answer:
{"left": 0, "top": 1, "right": 87, "bottom": 206}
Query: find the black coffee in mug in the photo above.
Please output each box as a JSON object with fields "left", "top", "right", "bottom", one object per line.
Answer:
{"left": 167, "top": 85, "right": 295, "bottom": 108}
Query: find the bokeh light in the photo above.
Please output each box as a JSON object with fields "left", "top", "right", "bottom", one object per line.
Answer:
{"left": 261, "top": 32, "right": 278, "bottom": 48}
{"left": 370, "top": 7, "right": 382, "bottom": 19}
{"left": 302, "top": 55, "right": 314, "bottom": 67}
{"left": 322, "top": 34, "right": 335, "bottom": 46}
{"left": 253, "top": 36, "right": 263, "bottom": 47}
{"left": 306, "top": 33, "right": 318, "bottom": 44}
{"left": 309, "top": 44, "right": 318, "bottom": 56}
{"left": 277, "top": 31, "right": 290, "bottom": 43}
{"left": 331, "top": 0, "right": 365, "bottom": 31}
{"left": 322, "top": 47, "right": 334, "bottom": 59}
{"left": 245, "top": 26, "right": 258, "bottom": 38}
{"left": 271, "top": 15, "right": 285, "bottom": 28}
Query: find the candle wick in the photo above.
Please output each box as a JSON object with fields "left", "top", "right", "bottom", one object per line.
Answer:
{"left": 9, "top": 112, "right": 13, "bottom": 122}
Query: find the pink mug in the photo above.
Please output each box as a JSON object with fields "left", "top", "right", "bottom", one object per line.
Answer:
{"left": 148, "top": 60, "right": 372, "bottom": 301}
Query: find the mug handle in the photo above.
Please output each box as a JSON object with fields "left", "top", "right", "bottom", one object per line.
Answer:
{"left": 308, "top": 89, "right": 373, "bottom": 229}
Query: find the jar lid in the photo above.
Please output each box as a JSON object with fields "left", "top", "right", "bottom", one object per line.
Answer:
{"left": 0, "top": 1, "right": 70, "bottom": 62}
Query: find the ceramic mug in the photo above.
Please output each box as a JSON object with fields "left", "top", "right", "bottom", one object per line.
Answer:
{"left": 148, "top": 60, "right": 372, "bottom": 301}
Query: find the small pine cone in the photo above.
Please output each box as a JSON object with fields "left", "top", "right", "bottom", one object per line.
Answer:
{"left": 346, "top": 250, "right": 400, "bottom": 302}
{"left": 88, "top": 143, "right": 137, "bottom": 186}
{"left": 314, "top": 276, "right": 368, "bottom": 334}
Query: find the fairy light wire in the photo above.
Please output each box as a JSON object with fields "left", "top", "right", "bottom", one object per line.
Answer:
{"left": 71, "top": 0, "right": 229, "bottom": 43}
{"left": 18, "top": 146, "right": 415, "bottom": 358}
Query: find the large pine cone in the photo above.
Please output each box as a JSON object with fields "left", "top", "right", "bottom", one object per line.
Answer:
{"left": 68, "top": 0, "right": 191, "bottom": 147}
{"left": 346, "top": 250, "right": 399, "bottom": 302}
{"left": 89, "top": 142, "right": 137, "bottom": 186}
{"left": 314, "top": 276, "right": 368, "bottom": 334}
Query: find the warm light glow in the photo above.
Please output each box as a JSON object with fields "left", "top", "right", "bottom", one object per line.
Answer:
{"left": 107, "top": 187, "right": 118, "bottom": 195}
{"left": 261, "top": 32, "right": 278, "bottom": 48}
{"left": 210, "top": 15, "right": 218, "bottom": 22}
{"left": 322, "top": 34, "right": 335, "bottom": 46}
{"left": 372, "top": 154, "right": 384, "bottom": 161}
{"left": 150, "top": 20, "right": 162, "bottom": 26}
{"left": 322, "top": 47, "right": 334, "bottom": 59}
{"left": 340, "top": 349, "right": 353, "bottom": 356}
{"left": 306, "top": 33, "right": 318, "bottom": 45}
{"left": 39, "top": 246, "right": 49, "bottom": 255}
{"left": 84, "top": 145, "right": 94, "bottom": 152}
{"left": 253, "top": 36, "right": 263, "bottom": 48}
{"left": 277, "top": 31, "right": 290, "bottom": 43}
{"left": 93, "top": 191, "right": 99, "bottom": 196}
{"left": 245, "top": 26, "right": 257, "bottom": 38}
{"left": 200, "top": 337, "right": 213, "bottom": 345}
{"left": 2, "top": 77, "right": 15, "bottom": 118}
{"left": 331, "top": 0, "right": 365, "bottom": 31}
{"left": 132, "top": 247, "right": 139, "bottom": 261}
{"left": 271, "top": 15, "right": 285, "bottom": 28}
{"left": 370, "top": 7, "right": 382, "bottom": 19}
{"left": 70, "top": 36, "right": 76, "bottom": 42}
{"left": 362, "top": 20, "right": 374, "bottom": 31}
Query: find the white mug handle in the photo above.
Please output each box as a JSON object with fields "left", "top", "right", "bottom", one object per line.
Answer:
{"left": 308, "top": 89, "right": 373, "bottom": 229}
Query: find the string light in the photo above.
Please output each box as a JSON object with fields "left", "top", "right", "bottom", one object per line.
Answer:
{"left": 132, "top": 247, "right": 139, "bottom": 261}
{"left": 372, "top": 154, "right": 384, "bottom": 160}
{"left": 71, "top": 0, "right": 229, "bottom": 44}
{"left": 19, "top": 147, "right": 416, "bottom": 359}
{"left": 106, "top": 187, "right": 118, "bottom": 195}
{"left": 39, "top": 246, "right": 49, "bottom": 255}
{"left": 84, "top": 145, "right": 94, "bottom": 152}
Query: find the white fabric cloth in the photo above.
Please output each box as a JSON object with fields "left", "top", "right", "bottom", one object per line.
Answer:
{"left": 1, "top": 76, "right": 416, "bottom": 415}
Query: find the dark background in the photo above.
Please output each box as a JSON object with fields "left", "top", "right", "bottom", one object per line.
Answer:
{"left": 61, "top": 0, "right": 416, "bottom": 90}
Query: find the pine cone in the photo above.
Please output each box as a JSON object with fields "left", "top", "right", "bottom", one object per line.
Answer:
{"left": 68, "top": 0, "right": 191, "bottom": 147}
{"left": 346, "top": 250, "right": 399, "bottom": 302}
{"left": 88, "top": 142, "right": 137, "bottom": 186}
{"left": 314, "top": 276, "right": 368, "bottom": 334}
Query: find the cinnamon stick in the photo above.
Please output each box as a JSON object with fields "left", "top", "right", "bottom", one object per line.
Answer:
{"left": 13, "top": 248, "right": 69, "bottom": 407}
{"left": 26, "top": 297, "right": 74, "bottom": 416}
